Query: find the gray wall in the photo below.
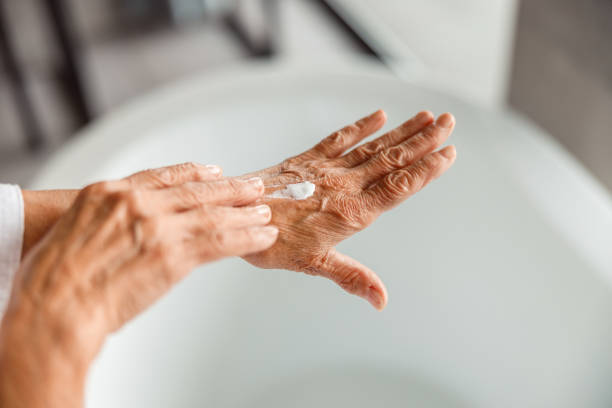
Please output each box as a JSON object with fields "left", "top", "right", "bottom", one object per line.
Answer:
{"left": 510, "top": 0, "right": 612, "bottom": 190}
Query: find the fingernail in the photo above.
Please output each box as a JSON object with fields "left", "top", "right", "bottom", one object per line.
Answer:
{"left": 261, "top": 225, "right": 279, "bottom": 237}
{"left": 416, "top": 110, "right": 434, "bottom": 122}
{"left": 246, "top": 177, "right": 263, "bottom": 187}
{"left": 436, "top": 113, "right": 455, "bottom": 128}
{"left": 254, "top": 204, "right": 271, "bottom": 217}
{"left": 373, "top": 109, "right": 386, "bottom": 119}
{"left": 205, "top": 164, "right": 221, "bottom": 174}
{"left": 440, "top": 145, "right": 456, "bottom": 159}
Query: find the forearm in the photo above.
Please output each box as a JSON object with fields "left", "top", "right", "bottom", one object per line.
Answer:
{"left": 21, "top": 190, "right": 79, "bottom": 257}
{"left": 0, "top": 306, "right": 88, "bottom": 408}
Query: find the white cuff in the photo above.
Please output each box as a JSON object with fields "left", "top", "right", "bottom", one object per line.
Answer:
{"left": 0, "top": 184, "right": 24, "bottom": 315}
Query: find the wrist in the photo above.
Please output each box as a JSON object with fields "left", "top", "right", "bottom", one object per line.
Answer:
{"left": 21, "top": 189, "right": 79, "bottom": 257}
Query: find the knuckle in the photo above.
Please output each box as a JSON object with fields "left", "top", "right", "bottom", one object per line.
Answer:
{"left": 281, "top": 156, "right": 300, "bottom": 170}
{"left": 387, "top": 170, "right": 417, "bottom": 194}
{"left": 306, "top": 252, "right": 328, "bottom": 276}
{"left": 181, "top": 161, "right": 200, "bottom": 171}
{"left": 151, "top": 168, "right": 173, "bottom": 185}
{"left": 421, "top": 125, "right": 441, "bottom": 145}
{"left": 84, "top": 181, "right": 113, "bottom": 196}
{"left": 358, "top": 139, "right": 384, "bottom": 157}
{"left": 227, "top": 179, "right": 248, "bottom": 197}
{"left": 336, "top": 125, "right": 358, "bottom": 140}
{"left": 180, "top": 162, "right": 207, "bottom": 181}
{"left": 328, "top": 130, "right": 344, "bottom": 145}
{"left": 346, "top": 123, "right": 361, "bottom": 134}
{"left": 423, "top": 152, "right": 444, "bottom": 170}
{"left": 332, "top": 198, "right": 368, "bottom": 230}
{"left": 106, "top": 191, "right": 141, "bottom": 216}
{"left": 379, "top": 146, "right": 411, "bottom": 168}
{"left": 122, "top": 190, "right": 142, "bottom": 214}
{"left": 338, "top": 269, "right": 361, "bottom": 294}
{"left": 354, "top": 117, "right": 369, "bottom": 129}
{"left": 407, "top": 132, "right": 430, "bottom": 152}
{"left": 181, "top": 182, "right": 205, "bottom": 204}
{"left": 153, "top": 162, "right": 202, "bottom": 185}
{"left": 319, "top": 173, "right": 342, "bottom": 189}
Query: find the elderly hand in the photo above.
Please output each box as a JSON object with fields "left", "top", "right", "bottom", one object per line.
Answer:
{"left": 0, "top": 163, "right": 277, "bottom": 408}
{"left": 242, "top": 110, "right": 456, "bottom": 310}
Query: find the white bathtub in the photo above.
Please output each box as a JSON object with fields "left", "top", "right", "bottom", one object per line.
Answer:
{"left": 32, "top": 61, "right": 612, "bottom": 407}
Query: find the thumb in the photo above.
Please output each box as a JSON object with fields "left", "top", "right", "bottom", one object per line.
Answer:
{"left": 315, "top": 248, "right": 388, "bottom": 310}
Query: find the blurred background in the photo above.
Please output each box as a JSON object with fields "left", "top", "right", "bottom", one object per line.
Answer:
{"left": 0, "top": 0, "right": 610, "bottom": 189}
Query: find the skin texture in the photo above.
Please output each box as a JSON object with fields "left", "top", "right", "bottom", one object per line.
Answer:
{"left": 0, "top": 110, "right": 456, "bottom": 408}
{"left": 242, "top": 110, "right": 456, "bottom": 309}
{"left": 0, "top": 163, "right": 278, "bottom": 408}
{"left": 19, "top": 111, "right": 456, "bottom": 311}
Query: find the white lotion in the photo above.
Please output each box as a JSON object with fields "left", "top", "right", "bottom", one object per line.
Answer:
{"left": 269, "top": 181, "right": 316, "bottom": 200}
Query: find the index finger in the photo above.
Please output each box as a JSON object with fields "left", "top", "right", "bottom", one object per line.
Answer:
{"left": 123, "top": 162, "right": 223, "bottom": 189}
{"left": 306, "top": 110, "right": 387, "bottom": 159}
{"left": 134, "top": 177, "right": 266, "bottom": 214}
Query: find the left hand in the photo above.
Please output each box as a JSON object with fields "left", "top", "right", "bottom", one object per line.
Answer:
{"left": 1, "top": 163, "right": 276, "bottom": 408}
{"left": 241, "top": 110, "right": 457, "bottom": 310}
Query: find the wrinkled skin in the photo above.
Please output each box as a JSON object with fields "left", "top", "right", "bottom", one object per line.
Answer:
{"left": 242, "top": 110, "right": 456, "bottom": 309}
{"left": 0, "top": 164, "right": 277, "bottom": 408}
{"left": 16, "top": 111, "right": 456, "bottom": 311}
{"left": 0, "top": 110, "right": 456, "bottom": 408}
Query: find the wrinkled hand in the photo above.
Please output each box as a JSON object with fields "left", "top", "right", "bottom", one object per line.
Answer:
{"left": 0, "top": 163, "right": 277, "bottom": 408}
{"left": 242, "top": 110, "right": 456, "bottom": 310}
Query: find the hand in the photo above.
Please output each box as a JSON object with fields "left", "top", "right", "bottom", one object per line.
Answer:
{"left": 242, "top": 110, "right": 456, "bottom": 310}
{"left": 0, "top": 163, "right": 278, "bottom": 408}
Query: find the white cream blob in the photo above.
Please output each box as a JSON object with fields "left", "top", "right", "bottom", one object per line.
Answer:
{"left": 269, "top": 181, "right": 316, "bottom": 200}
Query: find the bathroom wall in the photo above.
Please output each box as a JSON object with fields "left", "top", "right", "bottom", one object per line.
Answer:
{"left": 509, "top": 0, "right": 612, "bottom": 190}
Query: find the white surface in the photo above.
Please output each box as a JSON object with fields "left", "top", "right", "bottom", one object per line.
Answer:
{"left": 31, "top": 60, "right": 612, "bottom": 408}
{"left": 331, "top": 0, "right": 519, "bottom": 107}
{"left": 0, "top": 184, "right": 22, "bottom": 315}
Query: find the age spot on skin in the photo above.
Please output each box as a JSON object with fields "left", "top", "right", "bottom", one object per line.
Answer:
{"left": 268, "top": 182, "right": 316, "bottom": 200}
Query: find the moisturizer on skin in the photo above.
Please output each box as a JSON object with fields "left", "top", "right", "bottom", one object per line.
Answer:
{"left": 268, "top": 181, "right": 316, "bottom": 200}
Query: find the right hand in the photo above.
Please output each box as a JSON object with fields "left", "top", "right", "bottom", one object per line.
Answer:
{"left": 0, "top": 163, "right": 277, "bottom": 408}
{"left": 242, "top": 111, "right": 456, "bottom": 310}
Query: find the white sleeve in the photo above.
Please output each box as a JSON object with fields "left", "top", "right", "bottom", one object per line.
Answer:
{"left": 0, "top": 184, "right": 24, "bottom": 315}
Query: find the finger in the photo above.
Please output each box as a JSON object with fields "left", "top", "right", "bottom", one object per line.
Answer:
{"left": 123, "top": 162, "right": 223, "bottom": 189}
{"left": 338, "top": 110, "right": 434, "bottom": 167}
{"left": 362, "top": 145, "right": 456, "bottom": 212}
{"left": 187, "top": 225, "right": 279, "bottom": 263}
{"left": 104, "top": 224, "right": 279, "bottom": 330}
{"left": 308, "top": 110, "right": 387, "bottom": 159}
{"left": 354, "top": 113, "right": 455, "bottom": 186}
{"left": 314, "top": 248, "right": 388, "bottom": 310}
{"left": 163, "top": 204, "right": 272, "bottom": 237}
{"left": 133, "top": 177, "right": 265, "bottom": 214}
